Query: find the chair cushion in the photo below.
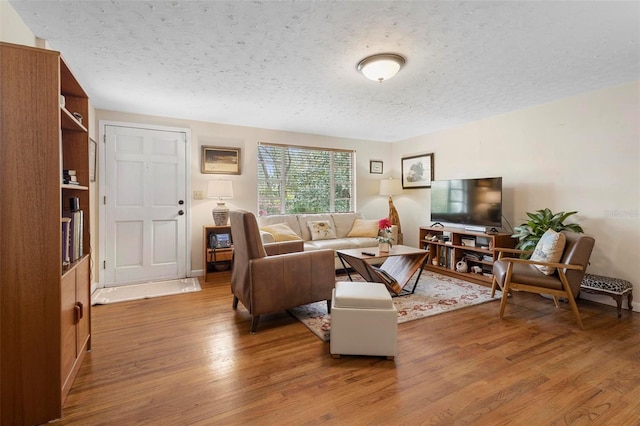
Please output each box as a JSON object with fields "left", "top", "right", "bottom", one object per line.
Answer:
{"left": 334, "top": 282, "right": 393, "bottom": 309}
{"left": 530, "top": 229, "right": 566, "bottom": 275}
{"left": 259, "top": 223, "right": 303, "bottom": 242}
{"left": 493, "top": 261, "right": 564, "bottom": 290}
{"left": 347, "top": 219, "right": 379, "bottom": 238}
{"left": 307, "top": 220, "right": 337, "bottom": 241}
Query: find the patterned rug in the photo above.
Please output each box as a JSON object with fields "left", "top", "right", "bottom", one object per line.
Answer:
{"left": 92, "top": 277, "right": 201, "bottom": 305}
{"left": 289, "top": 271, "right": 501, "bottom": 341}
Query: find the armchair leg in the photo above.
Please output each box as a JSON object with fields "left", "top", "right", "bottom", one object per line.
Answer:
{"left": 499, "top": 285, "right": 510, "bottom": 319}
{"left": 490, "top": 276, "right": 500, "bottom": 298}
{"left": 566, "top": 296, "right": 584, "bottom": 329}
{"left": 326, "top": 299, "right": 331, "bottom": 314}
{"left": 232, "top": 296, "right": 239, "bottom": 310}
{"left": 250, "top": 315, "right": 260, "bottom": 333}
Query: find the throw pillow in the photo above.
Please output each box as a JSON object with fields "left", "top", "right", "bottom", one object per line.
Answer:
{"left": 307, "top": 220, "right": 337, "bottom": 241}
{"left": 347, "top": 219, "right": 379, "bottom": 238}
{"left": 260, "top": 223, "right": 302, "bottom": 242}
{"left": 530, "top": 229, "right": 567, "bottom": 275}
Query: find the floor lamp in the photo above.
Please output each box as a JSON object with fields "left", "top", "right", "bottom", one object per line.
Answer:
{"left": 379, "top": 178, "right": 403, "bottom": 245}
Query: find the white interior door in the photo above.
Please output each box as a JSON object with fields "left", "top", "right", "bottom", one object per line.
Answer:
{"left": 103, "top": 124, "right": 188, "bottom": 286}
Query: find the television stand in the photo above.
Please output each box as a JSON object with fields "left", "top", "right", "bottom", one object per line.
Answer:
{"left": 419, "top": 226, "right": 516, "bottom": 287}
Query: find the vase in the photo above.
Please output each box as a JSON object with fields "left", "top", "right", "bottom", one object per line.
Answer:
{"left": 212, "top": 202, "right": 229, "bottom": 226}
{"left": 379, "top": 242, "right": 390, "bottom": 252}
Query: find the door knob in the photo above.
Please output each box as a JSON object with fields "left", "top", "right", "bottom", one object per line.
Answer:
{"left": 178, "top": 210, "right": 184, "bottom": 215}
{"left": 178, "top": 200, "right": 184, "bottom": 205}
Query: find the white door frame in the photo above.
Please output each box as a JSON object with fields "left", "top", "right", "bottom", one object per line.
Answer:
{"left": 97, "top": 120, "right": 192, "bottom": 288}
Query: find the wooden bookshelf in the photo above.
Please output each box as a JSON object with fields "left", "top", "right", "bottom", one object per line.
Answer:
{"left": 419, "top": 226, "right": 516, "bottom": 286}
{"left": 0, "top": 42, "right": 91, "bottom": 425}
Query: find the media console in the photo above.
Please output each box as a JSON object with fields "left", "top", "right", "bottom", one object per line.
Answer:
{"left": 418, "top": 226, "right": 516, "bottom": 286}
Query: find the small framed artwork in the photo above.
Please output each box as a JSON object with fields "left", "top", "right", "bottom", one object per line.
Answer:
{"left": 401, "top": 153, "right": 434, "bottom": 189}
{"left": 369, "top": 160, "right": 383, "bottom": 174}
{"left": 89, "top": 138, "right": 97, "bottom": 182}
{"left": 201, "top": 146, "right": 241, "bottom": 175}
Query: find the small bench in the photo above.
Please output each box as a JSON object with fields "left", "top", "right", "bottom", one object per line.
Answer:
{"left": 580, "top": 274, "right": 634, "bottom": 318}
{"left": 330, "top": 281, "right": 397, "bottom": 359}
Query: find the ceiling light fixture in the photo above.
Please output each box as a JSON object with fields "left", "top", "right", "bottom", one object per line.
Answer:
{"left": 357, "top": 53, "right": 406, "bottom": 83}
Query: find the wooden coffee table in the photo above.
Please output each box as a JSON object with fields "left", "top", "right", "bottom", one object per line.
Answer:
{"left": 336, "top": 245, "right": 430, "bottom": 295}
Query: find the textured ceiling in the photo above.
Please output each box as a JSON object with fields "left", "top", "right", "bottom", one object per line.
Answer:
{"left": 9, "top": 1, "right": 640, "bottom": 142}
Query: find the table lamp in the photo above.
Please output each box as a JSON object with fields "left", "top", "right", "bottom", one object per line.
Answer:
{"left": 207, "top": 180, "right": 234, "bottom": 226}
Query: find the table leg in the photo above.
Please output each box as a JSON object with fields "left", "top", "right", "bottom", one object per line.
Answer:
{"left": 337, "top": 253, "right": 353, "bottom": 281}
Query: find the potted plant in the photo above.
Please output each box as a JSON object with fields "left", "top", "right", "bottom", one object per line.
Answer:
{"left": 377, "top": 218, "right": 394, "bottom": 252}
{"left": 512, "top": 208, "right": 584, "bottom": 251}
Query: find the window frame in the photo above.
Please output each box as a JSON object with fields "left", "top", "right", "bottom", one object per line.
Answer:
{"left": 257, "top": 142, "right": 356, "bottom": 216}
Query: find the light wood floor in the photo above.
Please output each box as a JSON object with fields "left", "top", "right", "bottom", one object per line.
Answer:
{"left": 60, "top": 274, "right": 640, "bottom": 425}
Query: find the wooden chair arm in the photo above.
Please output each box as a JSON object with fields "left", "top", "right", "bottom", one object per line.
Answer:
{"left": 493, "top": 247, "right": 532, "bottom": 260}
{"left": 494, "top": 247, "right": 533, "bottom": 255}
{"left": 498, "top": 257, "right": 584, "bottom": 271}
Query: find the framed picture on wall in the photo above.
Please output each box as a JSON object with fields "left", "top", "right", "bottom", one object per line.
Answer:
{"left": 401, "top": 153, "right": 434, "bottom": 188}
{"left": 369, "top": 160, "right": 383, "bottom": 174}
{"left": 201, "top": 146, "right": 241, "bottom": 174}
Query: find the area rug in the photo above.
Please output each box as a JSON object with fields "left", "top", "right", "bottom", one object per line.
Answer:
{"left": 289, "top": 271, "right": 501, "bottom": 342}
{"left": 92, "top": 277, "right": 201, "bottom": 305}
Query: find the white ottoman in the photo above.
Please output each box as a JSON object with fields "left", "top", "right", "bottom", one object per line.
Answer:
{"left": 330, "top": 281, "right": 397, "bottom": 359}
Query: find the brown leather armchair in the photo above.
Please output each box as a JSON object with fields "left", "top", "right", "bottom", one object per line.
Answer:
{"left": 230, "top": 210, "right": 335, "bottom": 333}
{"left": 491, "top": 231, "right": 595, "bottom": 329}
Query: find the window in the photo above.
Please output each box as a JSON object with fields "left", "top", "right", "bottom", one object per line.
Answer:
{"left": 258, "top": 143, "right": 355, "bottom": 215}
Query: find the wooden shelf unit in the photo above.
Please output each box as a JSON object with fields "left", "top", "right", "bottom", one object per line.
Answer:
{"left": 0, "top": 42, "right": 91, "bottom": 425}
{"left": 419, "top": 226, "right": 515, "bottom": 286}
{"left": 203, "top": 225, "right": 234, "bottom": 282}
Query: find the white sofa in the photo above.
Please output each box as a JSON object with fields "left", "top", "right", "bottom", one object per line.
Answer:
{"left": 257, "top": 212, "right": 398, "bottom": 270}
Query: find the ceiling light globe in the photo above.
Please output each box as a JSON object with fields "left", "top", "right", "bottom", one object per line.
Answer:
{"left": 357, "top": 54, "right": 406, "bottom": 83}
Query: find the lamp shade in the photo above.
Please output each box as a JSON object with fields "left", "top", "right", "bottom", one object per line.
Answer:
{"left": 379, "top": 178, "right": 402, "bottom": 196}
{"left": 207, "top": 180, "right": 234, "bottom": 199}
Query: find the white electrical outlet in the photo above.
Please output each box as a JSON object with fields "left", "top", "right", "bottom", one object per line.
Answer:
{"left": 193, "top": 190, "right": 204, "bottom": 200}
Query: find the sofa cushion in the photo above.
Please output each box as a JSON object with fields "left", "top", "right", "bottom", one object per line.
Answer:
{"left": 347, "top": 219, "right": 379, "bottom": 238}
{"left": 258, "top": 214, "right": 302, "bottom": 238}
{"left": 305, "top": 238, "right": 358, "bottom": 251}
{"left": 298, "top": 214, "right": 334, "bottom": 241}
{"left": 530, "top": 229, "right": 566, "bottom": 275}
{"left": 260, "top": 223, "right": 303, "bottom": 242}
{"left": 307, "top": 220, "right": 338, "bottom": 241}
{"left": 331, "top": 212, "right": 364, "bottom": 238}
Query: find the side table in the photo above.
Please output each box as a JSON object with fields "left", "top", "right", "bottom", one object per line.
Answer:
{"left": 203, "top": 225, "right": 234, "bottom": 283}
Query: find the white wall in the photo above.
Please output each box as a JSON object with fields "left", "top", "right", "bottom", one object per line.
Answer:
{"left": 95, "top": 109, "right": 393, "bottom": 275}
{"left": 0, "top": 0, "right": 35, "bottom": 46}
{"left": 392, "top": 81, "right": 640, "bottom": 309}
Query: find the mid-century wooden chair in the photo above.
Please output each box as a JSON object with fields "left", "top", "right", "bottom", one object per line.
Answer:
{"left": 491, "top": 231, "right": 595, "bottom": 329}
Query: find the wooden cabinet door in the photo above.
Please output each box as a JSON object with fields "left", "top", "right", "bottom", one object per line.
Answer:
{"left": 76, "top": 257, "right": 91, "bottom": 352}
{"left": 61, "top": 269, "right": 77, "bottom": 384}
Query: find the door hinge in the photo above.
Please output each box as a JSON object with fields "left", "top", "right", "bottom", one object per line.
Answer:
{"left": 103, "top": 260, "right": 106, "bottom": 269}
{"left": 103, "top": 196, "right": 106, "bottom": 204}
{"left": 103, "top": 134, "right": 106, "bottom": 143}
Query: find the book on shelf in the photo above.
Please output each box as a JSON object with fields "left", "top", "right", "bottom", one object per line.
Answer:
{"left": 61, "top": 217, "right": 71, "bottom": 266}
{"left": 62, "top": 169, "right": 80, "bottom": 185}
{"left": 62, "top": 210, "right": 83, "bottom": 262}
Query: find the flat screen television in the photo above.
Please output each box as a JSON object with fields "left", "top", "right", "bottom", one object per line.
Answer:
{"left": 430, "top": 177, "right": 502, "bottom": 229}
